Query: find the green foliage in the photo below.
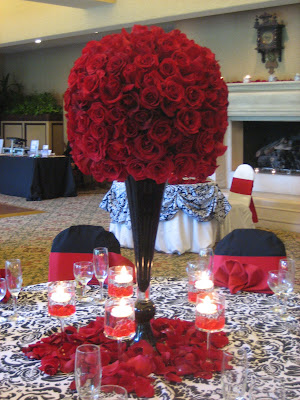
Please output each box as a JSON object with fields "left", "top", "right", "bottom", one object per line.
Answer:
{"left": 0, "top": 73, "right": 24, "bottom": 115}
{"left": 0, "top": 74, "right": 62, "bottom": 116}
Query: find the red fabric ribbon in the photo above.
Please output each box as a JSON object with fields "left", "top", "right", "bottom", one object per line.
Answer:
{"left": 0, "top": 269, "right": 11, "bottom": 303}
{"left": 48, "top": 252, "right": 136, "bottom": 284}
{"left": 230, "top": 177, "right": 258, "bottom": 223}
{"left": 213, "top": 255, "right": 282, "bottom": 294}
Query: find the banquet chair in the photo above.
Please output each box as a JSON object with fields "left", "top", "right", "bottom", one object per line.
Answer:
{"left": 213, "top": 228, "right": 286, "bottom": 294}
{"left": 220, "top": 164, "right": 258, "bottom": 238}
{"left": 48, "top": 225, "right": 135, "bottom": 284}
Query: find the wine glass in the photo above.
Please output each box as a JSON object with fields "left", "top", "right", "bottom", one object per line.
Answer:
{"left": 48, "top": 280, "right": 76, "bottom": 337}
{"left": 198, "top": 247, "right": 214, "bottom": 273}
{"left": 195, "top": 291, "right": 225, "bottom": 360}
{"left": 0, "top": 278, "right": 7, "bottom": 323}
{"left": 100, "top": 385, "right": 128, "bottom": 399}
{"left": 268, "top": 270, "right": 294, "bottom": 320}
{"left": 5, "top": 259, "right": 25, "bottom": 323}
{"left": 73, "top": 261, "right": 94, "bottom": 303}
{"left": 75, "top": 344, "right": 102, "bottom": 400}
{"left": 104, "top": 297, "right": 136, "bottom": 358}
{"left": 93, "top": 247, "right": 109, "bottom": 303}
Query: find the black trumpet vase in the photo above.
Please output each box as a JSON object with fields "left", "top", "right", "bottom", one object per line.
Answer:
{"left": 125, "top": 175, "right": 165, "bottom": 346}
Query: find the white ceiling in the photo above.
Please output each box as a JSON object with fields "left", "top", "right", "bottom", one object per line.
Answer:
{"left": 24, "top": 0, "right": 115, "bottom": 8}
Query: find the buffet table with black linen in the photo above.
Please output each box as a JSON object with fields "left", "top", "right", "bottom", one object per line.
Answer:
{"left": 0, "top": 155, "right": 77, "bottom": 200}
{"left": 100, "top": 181, "right": 231, "bottom": 254}
{"left": 0, "top": 279, "right": 299, "bottom": 399}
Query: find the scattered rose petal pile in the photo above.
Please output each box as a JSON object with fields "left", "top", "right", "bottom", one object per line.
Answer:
{"left": 22, "top": 317, "right": 228, "bottom": 398}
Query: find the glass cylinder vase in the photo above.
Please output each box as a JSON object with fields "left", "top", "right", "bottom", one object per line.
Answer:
{"left": 125, "top": 175, "right": 165, "bottom": 345}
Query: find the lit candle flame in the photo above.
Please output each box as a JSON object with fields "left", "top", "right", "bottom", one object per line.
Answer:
{"left": 115, "top": 266, "right": 133, "bottom": 284}
{"left": 51, "top": 285, "right": 71, "bottom": 303}
{"left": 196, "top": 295, "right": 217, "bottom": 315}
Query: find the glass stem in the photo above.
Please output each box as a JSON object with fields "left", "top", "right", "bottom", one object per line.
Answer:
{"left": 282, "top": 294, "right": 288, "bottom": 315}
{"left": 12, "top": 295, "right": 18, "bottom": 317}
{"left": 207, "top": 331, "right": 210, "bottom": 352}
{"left": 59, "top": 318, "right": 65, "bottom": 340}
{"left": 82, "top": 284, "right": 86, "bottom": 297}
{"left": 99, "top": 281, "right": 103, "bottom": 300}
{"left": 117, "top": 339, "right": 123, "bottom": 360}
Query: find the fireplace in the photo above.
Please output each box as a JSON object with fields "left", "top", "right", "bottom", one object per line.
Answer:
{"left": 216, "top": 81, "right": 300, "bottom": 196}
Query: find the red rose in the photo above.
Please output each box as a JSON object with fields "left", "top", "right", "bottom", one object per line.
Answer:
{"left": 175, "top": 107, "right": 202, "bottom": 134}
{"left": 160, "top": 77, "right": 185, "bottom": 103}
{"left": 85, "top": 53, "right": 108, "bottom": 75}
{"left": 82, "top": 134, "right": 104, "bottom": 162}
{"left": 140, "top": 86, "right": 160, "bottom": 109}
{"left": 148, "top": 119, "right": 172, "bottom": 144}
{"left": 126, "top": 157, "right": 147, "bottom": 180}
{"left": 40, "top": 356, "right": 60, "bottom": 376}
{"left": 131, "top": 135, "right": 166, "bottom": 161}
{"left": 87, "top": 102, "right": 106, "bottom": 124}
{"left": 134, "top": 54, "right": 158, "bottom": 70}
{"left": 100, "top": 76, "right": 123, "bottom": 104}
{"left": 159, "top": 58, "right": 178, "bottom": 77}
{"left": 186, "top": 86, "right": 205, "bottom": 108}
{"left": 106, "top": 54, "right": 127, "bottom": 75}
{"left": 145, "top": 159, "right": 174, "bottom": 184}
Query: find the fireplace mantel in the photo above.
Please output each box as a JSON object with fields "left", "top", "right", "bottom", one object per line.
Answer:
{"left": 227, "top": 81, "right": 300, "bottom": 121}
{"left": 216, "top": 81, "right": 300, "bottom": 196}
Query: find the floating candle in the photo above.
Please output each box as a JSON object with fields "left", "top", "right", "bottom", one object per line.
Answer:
{"left": 195, "top": 271, "right": 214, "bottom": 290}
{"left": 114, "top": 266, "right": 133, "bottom": 284}
{"left": 111, "top": 299, "right": 133, "bottom": 318}
{"left": 51, "top": 285, "right": 71, "bottom": 303}
{"left": 196, "top": 295, "right": 217, "bottom": 315}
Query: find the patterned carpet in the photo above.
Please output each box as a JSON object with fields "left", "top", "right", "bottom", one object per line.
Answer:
{"left": 0, "top": 186, "right": 299, "bottom": 291}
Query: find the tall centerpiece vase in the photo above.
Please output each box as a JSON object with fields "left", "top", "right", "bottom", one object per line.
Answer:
{"left": 125, "top": 175, "right": 165, "bottom": 346}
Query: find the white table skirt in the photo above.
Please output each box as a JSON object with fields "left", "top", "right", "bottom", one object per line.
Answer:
{"left": 110, "top": 210, "right": 220, "bottom": 254}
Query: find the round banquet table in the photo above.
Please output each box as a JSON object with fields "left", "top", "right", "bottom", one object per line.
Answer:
{"left": 0, "top": 279, "right": 299, "bottom": 399}
{"left": 100, "top": 181, "right": 231, "bottom": 254}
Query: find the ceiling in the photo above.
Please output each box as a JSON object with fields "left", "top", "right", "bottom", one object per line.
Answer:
{"left": 24, "top": 0, "right": 115, "bottom": 8}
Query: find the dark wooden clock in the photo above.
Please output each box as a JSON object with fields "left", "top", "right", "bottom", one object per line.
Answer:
{"left": 254, "top": 12, "right": 284, "bottom": 73}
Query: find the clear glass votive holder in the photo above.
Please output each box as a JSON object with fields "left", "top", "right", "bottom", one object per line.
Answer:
{"left": 187, "top": 262, "right": 214, "bottom": 304}
{"left": 108, "top": 266, "right": 134, "bottom": 298}
{"left": 104, "top": 297, "right": 136, "bottom": 341}
{"left": 195, "top": 291, "right": 225, "bottom": 332}
{"left": 48, "top": 280, "right": 76, "bottom": 318}
{"left": 100, "top": 385, "right": 128, "bottom": 399}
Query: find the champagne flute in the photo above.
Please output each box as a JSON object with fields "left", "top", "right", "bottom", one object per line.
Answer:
{"left": 5, "top": 259, "right": 24, "bottom": 323}
{"left": 199, "top": 247, "right": 214, "bottom": 273}
{"left": 93, "top": 247, "right": 109, "bottom": 303}
{"left": 0, "top": 278, "right": 7, "bottom": 323}
{"left": 73, "top": 261, "right": 94, "bottom": 303}
{"left": 75, "top": 344, "right": 102, "bottom": 400}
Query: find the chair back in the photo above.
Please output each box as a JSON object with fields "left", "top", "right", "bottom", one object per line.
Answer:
{"left": 48, "top": 225, "right": 135, "bottom": 283}
{"left": 229, "top": 164, "right": 258, "bottom": 222}
{"left": 213, "top": 229, "right": 286, "bottom": 293}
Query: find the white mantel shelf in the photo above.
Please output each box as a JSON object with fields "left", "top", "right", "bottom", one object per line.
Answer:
{"left": 227, "top": 81, "right": 300, "bottom": 121}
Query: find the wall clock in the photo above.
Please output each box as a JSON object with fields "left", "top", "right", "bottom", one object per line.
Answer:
{"left": 254, "top": 12, "right": 285, "bottom": 74}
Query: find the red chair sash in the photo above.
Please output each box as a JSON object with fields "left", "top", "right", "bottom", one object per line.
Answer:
{"left": 230, "top": 177, "right": 258, "bottom": 223}
{"left": 48, "top": 252, "right": 136, "bottom": 285}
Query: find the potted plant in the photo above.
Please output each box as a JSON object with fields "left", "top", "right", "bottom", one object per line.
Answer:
{"left": 0, "top": 74, "right": 63, "bottom": 121}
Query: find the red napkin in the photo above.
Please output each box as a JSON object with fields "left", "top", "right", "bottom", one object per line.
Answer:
{"left": 0, "top": 269, "right": 11, "bottom": 303}
{"left": 213, "top": 255, "right": 282, "bottom": 294}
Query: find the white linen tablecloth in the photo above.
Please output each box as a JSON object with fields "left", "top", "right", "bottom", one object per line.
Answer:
{"left": 100, "top": 181, "right": 231, "bottom": 254}
{"left": 0, "top": 279, "right": 299, "bottom": 399}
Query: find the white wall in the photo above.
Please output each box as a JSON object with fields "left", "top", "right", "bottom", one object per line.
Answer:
{"left": 2, "top": 3, "right": 299, "bottom": 105}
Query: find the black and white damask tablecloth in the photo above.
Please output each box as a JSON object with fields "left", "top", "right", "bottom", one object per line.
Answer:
{"left": 100, "top": 182, "right": 231, "bottom": 254}
{"left": 0, "top": 279, "right": 299, "bottom": 399}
